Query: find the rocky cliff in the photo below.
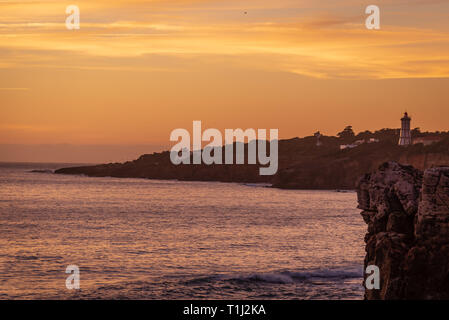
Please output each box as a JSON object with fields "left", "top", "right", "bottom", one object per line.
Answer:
{"left": 357, "top": 161, "right": 449, "bottom": 299}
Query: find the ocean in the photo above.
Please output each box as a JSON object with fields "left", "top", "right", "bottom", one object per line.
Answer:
{"left": 0, "top": 162, "right": 366, "bottom": 299}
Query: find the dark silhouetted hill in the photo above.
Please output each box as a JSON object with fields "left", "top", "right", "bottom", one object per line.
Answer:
{"left": 55, "top": 129, "right": 449, "bottom": 189}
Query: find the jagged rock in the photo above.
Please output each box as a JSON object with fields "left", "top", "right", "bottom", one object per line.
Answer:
{"left": 415, "top": 167, "right": 449, "bottom": 243}
{"left": 357, "top": 161, "right": 449, "bottom": 299}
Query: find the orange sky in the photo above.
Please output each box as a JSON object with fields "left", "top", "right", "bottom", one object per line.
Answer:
{"left": 1, "top": 0, "right": 449, "bottom": 162}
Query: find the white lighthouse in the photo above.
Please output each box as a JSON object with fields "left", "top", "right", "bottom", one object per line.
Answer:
{"left": 398, "top": 112, "right": 412, "bottom": 146}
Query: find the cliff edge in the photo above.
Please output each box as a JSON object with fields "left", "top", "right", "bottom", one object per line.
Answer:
{"left": 357, "top": 161, "right": 449, "bottom": 299}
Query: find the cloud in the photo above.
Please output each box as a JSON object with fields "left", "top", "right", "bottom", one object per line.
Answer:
{"left": 0, "top": 0, "right": 448, "bottom": 79}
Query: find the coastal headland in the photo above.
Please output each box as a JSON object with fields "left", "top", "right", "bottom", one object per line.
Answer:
{"left": 56, "top": 129, "right": 449, "bottom": 190}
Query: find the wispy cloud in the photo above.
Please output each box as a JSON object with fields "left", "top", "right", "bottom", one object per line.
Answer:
{"left": 0, "top": 0, "right": 448, "bottom": 79}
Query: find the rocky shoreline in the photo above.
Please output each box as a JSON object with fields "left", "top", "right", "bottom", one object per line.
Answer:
{"left": 357, "top": 161, "right": 449, "bottom": 299}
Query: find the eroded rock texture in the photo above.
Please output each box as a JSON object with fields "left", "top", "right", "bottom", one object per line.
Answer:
{"left": 357, "top": 161, "right": 449, "bottom": 299}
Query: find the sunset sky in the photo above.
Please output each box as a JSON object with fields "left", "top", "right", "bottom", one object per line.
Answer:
{"left": 1, "top": 0, "right": 448, "bottom": 162}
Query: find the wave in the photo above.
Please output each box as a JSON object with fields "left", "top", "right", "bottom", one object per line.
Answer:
{"left": 242, "top": 183, "right": 273, "bottom": 188}
{"left": 185, "top": 267, "right": 363, "bottom": 285}
{"left": 28, "top": 169, "right": 54, "bottom": 174}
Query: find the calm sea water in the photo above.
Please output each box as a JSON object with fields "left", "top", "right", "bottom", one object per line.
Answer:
{"left": 0, "top": 162, "right": 366, "bottom": 300}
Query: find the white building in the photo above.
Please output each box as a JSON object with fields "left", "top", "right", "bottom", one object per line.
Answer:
{"left": 413, "top": 136, "right": 442, "bottom": 146}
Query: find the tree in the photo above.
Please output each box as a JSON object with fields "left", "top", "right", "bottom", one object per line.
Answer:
{"left": 357, "top": 130, "right": 373, "bottom": 140}
{"left": 337, "top": 126, "right": 355, "bottom": 142}
{"left": 412, "top": 127, "right": 421, "bottom": 137}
